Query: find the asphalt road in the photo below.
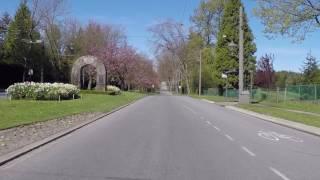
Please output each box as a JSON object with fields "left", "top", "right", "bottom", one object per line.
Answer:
{"left": 1, "top": 94, "right": 320, "bottom": 180}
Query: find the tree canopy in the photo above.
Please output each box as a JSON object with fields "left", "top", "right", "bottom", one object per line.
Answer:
{"left": 254, "top": 0, "right": 320, "bottom": 41}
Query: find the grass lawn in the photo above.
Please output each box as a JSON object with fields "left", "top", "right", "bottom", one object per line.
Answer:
{"left": 259, "top": 101, "right": 320, "bottom": 115}
{"left": 191, "top": 94, "right": 237, "bottom": 102}
{"left": 0, "top": 92, "right": 144, "bottom": 130}
{"left": 239, "top": 104, "right": 320, "bottom": 128}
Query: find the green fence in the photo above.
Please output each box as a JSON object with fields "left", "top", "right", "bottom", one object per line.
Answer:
{"left": 251, "top": 84, "right": 320, "bottom": 103}
{"left": 203, "top": 88, "right": 239, "bottom": 98}
{"left": 203, "top": 84, "right": 320, "bottom": 103}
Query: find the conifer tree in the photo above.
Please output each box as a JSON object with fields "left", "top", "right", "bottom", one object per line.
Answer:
{"left": 214, "top": 0, "right": 256, "bottom": 92}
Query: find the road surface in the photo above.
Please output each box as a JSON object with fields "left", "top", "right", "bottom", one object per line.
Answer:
{"left": 1, "top": 95, "right": 320, "bottom": 180}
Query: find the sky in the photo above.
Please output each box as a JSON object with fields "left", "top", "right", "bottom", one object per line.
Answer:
{"left": 1, "top": 0, "right": 319, "bottom": 72}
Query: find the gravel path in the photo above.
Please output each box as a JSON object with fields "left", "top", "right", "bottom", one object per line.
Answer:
{"left": 0, "top": 112, "right": 103, "bottom": 156}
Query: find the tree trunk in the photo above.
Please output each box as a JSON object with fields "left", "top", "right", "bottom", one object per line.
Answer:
{"left": 22, "top": 70, "right": 26, "bottom": 82}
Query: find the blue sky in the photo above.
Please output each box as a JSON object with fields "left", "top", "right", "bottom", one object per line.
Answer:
{"left": 1, "top": 0, "right": 319, "bottom": 72}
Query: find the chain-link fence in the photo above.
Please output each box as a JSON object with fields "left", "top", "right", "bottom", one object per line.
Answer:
{"left": 203, "top": 88, "right": 239, "bottom": 97}
{"left": 203, "top": 84, "right": 320, "bottom": 103}
{"left": 251, "top": 84, "right": 320, "bottom": 103}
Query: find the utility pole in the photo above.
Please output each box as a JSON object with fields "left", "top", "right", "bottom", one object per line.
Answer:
{"left": 239, "top": 6, "right": 244, "bottom": 94}
{"left": 199, "top": 50, "right": 202, "bottom": 96}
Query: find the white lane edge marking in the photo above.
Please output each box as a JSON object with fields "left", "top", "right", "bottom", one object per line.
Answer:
{"left": 269, "top": 167, "right": 291, "bottom": 180}
{"left": 213, "top": 126, "right": 220, "bottom": 131}
{"left": 241, "top": 146, "right": 256, "bottom": 157}
{"left": 183, "top": 105, "right": 197, "bottom": 115}
{"left": 225, "top": 134, "right": 234, "bottom": 141}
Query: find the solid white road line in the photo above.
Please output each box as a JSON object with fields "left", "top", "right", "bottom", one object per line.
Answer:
{"left": 269, "top": 167, "right": 291, "bottom": 180}
{"left": 213, "top": 126, "right": 221, "bottom": 131}
{"left": 225, "top": 134, "right": 234, "bottom": 141}
{"left": 241, "top": 146, "right": 256, "bottom": 157}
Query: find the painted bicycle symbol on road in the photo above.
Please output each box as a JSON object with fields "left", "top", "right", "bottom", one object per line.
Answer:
{"left": 258, "top": 130, "right": 303, "bottom": 143}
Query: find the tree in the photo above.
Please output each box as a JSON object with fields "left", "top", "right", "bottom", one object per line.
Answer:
{"left": 0, "top": 12, "right": 12, "bottom": 61}
{"left": 214, "top": 0, "right": 256, "bottom": 93}
{"left": 255, "top": 54, "right": 275, "bottom": 88}
{"left": 254, "top": 0, "right": 320, "bottom": 41}
{"left": 149, "top": 20, "right": 193, "bottom": 94}
{"left": 275, "top": 71, "right": 303, "bottom": 87}
{"left": 302, "top": 52, "right": 319, "bottom": 83}
{"left": 3, "top": 0, "right": 41, "bottom": 81}
{"left": 191, "top": 0, "right": 225, "bottom": 46}
{"left": 0, "top": 12, "right": 11, "bottom": 43}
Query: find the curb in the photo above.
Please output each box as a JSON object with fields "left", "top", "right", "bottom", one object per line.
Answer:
{"left": 0, "top": 96, "right": 145, "bottom": 166}
{"left": 225, "top": 106, "right": 320, "bottom": 137}
{"left": 201, "top": 99, "right": 215, "bottom": 104}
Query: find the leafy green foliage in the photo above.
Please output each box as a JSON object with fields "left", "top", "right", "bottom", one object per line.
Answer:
{"left": 2, "top": 1, "right": 43, "bottom": 81}
{"left": 254, "top": 0, "right": 320, "bottom": 41}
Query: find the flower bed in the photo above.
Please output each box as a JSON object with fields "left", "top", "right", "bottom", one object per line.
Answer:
{"left": 106, "top": 85, "right": 121, "bottom": 95}
{"left": 6, "top": 82, "right": 80, "bottom": 100}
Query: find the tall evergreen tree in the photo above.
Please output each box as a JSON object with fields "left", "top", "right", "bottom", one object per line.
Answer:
{"left": 3, "top": 0, "right": 41, "bottom": 81}
{"left": 302, "top": 52, "right": 319, "bottom": 83}
{"left": 0, "top": 12, "right": 12, "bottom": 61}
{"left": 214, "top": 0, "right": 256, "bottom": 92}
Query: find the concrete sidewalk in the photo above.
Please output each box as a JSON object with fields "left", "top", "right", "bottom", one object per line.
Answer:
{"left": 226, "top": 106, "right": 320, "bottom": 137}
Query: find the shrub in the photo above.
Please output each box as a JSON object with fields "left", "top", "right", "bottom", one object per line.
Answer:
{"left": 7, "top": 82, "right": 80, "bottom": 100}
{"left": 106, "top": 85, "right": 121, "bottom": 95}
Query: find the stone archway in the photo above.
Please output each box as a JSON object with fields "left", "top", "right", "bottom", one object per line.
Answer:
{"left": 71, "top": 56, "right": 106, "bottom": 91}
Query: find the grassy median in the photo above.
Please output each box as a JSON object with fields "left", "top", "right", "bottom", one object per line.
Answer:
{"left": 0, "top": 92, "right": 144, "bottom": 130}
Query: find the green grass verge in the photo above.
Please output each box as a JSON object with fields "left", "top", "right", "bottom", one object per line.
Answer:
{"left": 258, "top": 101, "right": 320, "bottom": 115}
{"left": 239, "top": 104, "right": 320, "bottom": 128}
{"left": 0, "top": 92, "right": 144, "bottom": 130}
{"left": 190, "top": 94, "right": 237, "bottom": 102}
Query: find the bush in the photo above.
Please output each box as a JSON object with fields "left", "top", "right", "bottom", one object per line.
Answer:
{"left": 7, "top": 82, "right": 80, "bottom": 100}
{"left": 106, "top": 85, "right": 121, "bottom": 95}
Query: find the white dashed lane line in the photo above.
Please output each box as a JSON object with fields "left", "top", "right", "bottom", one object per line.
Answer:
{"left": 183, "top": 106, "right": 197, "bottom": 115}
{"left": 225, "top": 134, "right": 234, "bottom": 141}
{"left": 269, "top": 167, "right": 291, "bottom": 180}
{"left": 241, "top": 146, "right": 256, "bottom": 157}
{"left": 206, "top": 121, "right": 212, "bottom": 125}
{"left": 212, "top": 126, "right": 220, "bottom": 131}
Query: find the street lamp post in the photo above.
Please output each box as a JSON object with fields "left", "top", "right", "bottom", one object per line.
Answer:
{"left": 199, "top": 50, "right": 202, "bottom": 96}
{"left": 223, "top": 6, "right": 250, "bottom": 104}
{"left": 238, "top": 6, "right": 250, "bottom": 104}
{"left": 239, "top": 6, "right": 244, "bottom": 95}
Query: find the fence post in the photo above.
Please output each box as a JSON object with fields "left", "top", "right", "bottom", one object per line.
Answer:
{"left": 299, "top": 85, "right": 301, "bottom": 101}
{"left": 284, "top": 87, "right": 287, "bottom": 103}
{"left": 276, "top": 87, "right": 279, "bottom": 103}
{"left": 315, "top": 84, "right": 317, "bottom": 102}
